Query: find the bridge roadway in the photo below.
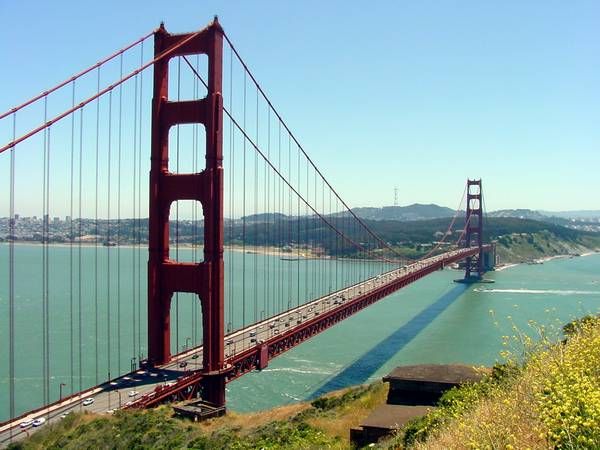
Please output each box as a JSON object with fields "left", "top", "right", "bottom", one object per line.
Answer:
{"left": 0, "top": 246, "right": 485, "bottom": 445}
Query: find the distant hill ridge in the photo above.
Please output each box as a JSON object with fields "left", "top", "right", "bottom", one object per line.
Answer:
{"left": 487, "top": 209, "right": 548, "bottom": 220}
{"left": 343, "top": 204, "right": 456, "bottom": 221}
{"left": 241, "top": 206, "right": 600, "bottom": 223}
{"left": 242, "top": 204, "right": 457, "bottom": 222}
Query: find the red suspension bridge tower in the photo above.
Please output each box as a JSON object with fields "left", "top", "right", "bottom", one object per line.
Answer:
{"left": 147, "top": 18, "right": 226, "bottom": 406}
{"left": 463, "top": 179, "right": 485, "bottom": 281}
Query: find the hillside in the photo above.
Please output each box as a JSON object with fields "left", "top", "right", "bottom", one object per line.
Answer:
{"left": 336, "top": 204, "right": 456, "bottom": 221}
{"left": 242, "top": 207, "right": 600, "bottom": 224}
{"left": 540, "top": 209, "right": 600, "bottom": 220}
{"left": 384, "top": 316, "right": 600, "bottom": 449}
{"left": 487, "top": 209, "right": 549, "bottom": 220}
{"left": 222, "top": 216, "right": 600, "bottom": 263}
{"left": 8, "top": 382, "right": 390, "bottom": 450}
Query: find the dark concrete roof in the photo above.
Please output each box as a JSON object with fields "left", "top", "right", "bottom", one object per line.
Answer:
{"left": 360, "top": 404, "right": 433, "bottom": 430}
{"left": 383, "top": 364, "right": 483, "bottom": 385}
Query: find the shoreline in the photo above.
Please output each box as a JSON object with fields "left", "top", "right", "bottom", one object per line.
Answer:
{"left": 3, "top": 241, "right": 599, "bottom": 265}
{"left": 0, "top": 242, "right": 381, "bottom": 262}
{"left": 495, "top": 263, "right": 519, "bottom": 272}
{"left": 495, "top": 251, "right": 600, "bottom": 272}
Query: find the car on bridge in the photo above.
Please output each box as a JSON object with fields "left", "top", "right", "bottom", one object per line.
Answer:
{"left": 19, "top": 419, "right": 34, "bottom": 429}
{"left": 32, "top": 418, "right": 46, "bottom": 427}
{"left": 82, "top": 397, "right": 95, "bottom": 406}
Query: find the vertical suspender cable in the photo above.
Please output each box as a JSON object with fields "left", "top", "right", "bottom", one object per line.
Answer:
{"left": 288, "top": 135, "right": 292, "bottom": 308}
{"left": 137, "top": 41, "right": 144, "bottom": 360}
{"left": 242, "top": 71, "right": 247, "bottom": 339}
{"left": 94, "top": 67, "right": 100, "bottom": 386}
{"left": 175, "top": 56, "right": 181, "bottom": 355}
{"left": 304, "top": 161, "right": 308, "bottom": 302}
{"left": 277, "top": 121, "right": 282, "bottom": 314}
{"left": 107, "top": 89, "right": 113, "bottom": 382}
{"left": 192, "top": 55, "right": 198, "bottom": 342}
{"left": 78, "top": 108, "right": 84, "bottom": 398}
{"left": 41, "top": 96, "right": 49, "bottom": 410}
{"left": 335, "top": 198, "right": 339, "bottom": 291}
{"left": 296, "top": 145, "right": 300, "bottom": 308}
{"left": 45, "top": 126, "right": 51, "bottom": 411}
{"left": 328, "top": 189, "right": 331, "bottom": 294}
{"left": 132, "top": 67, "right": 138, "bottom": 364}
{"left": 254, "top": 86, "right": 259, "bottom": 323}
{"left": 266, "top": 108, "right": 271, "bottom": 317}
{"left": 117, "top": 54, "right": 123, "bottom": 376}
{"left": 9, "top": 114, "right": 16, "bottom": 436}
{"left": 228, "top": 47, "right": 234, "bottom": 333}
{"left": 69, "top": 81, "right": 76, "bottom": 395}
{"left": 321, "top": 178, "right": 325, "bottom": 296}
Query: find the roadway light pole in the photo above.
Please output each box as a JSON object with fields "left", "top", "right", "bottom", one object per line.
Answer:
{"left": 59, "top": 383, "right": 66, "bottom": 401}
{"left": 107, "top": 371, "right": 112, "bottom": 410}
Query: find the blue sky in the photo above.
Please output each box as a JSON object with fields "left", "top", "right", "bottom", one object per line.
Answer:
{"left": 1, "top": 0, "right": 599, "bottom": 212}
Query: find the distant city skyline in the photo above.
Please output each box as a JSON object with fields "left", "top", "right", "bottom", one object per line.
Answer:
{"left": 1, "top": 1, "right": 599, "bottom": 215}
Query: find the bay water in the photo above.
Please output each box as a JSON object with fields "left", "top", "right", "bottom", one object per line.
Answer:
{"left": 1, "top": 243, "right": 599, "bottom": 421}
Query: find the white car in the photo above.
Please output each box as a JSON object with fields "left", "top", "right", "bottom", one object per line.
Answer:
{"left": 128, "top": 390, "right": 139, "bottom": 397}
{"left": 19, "top": 419, "right": 34, "bottom": 429}
{"left": 32, "top": 418, "right": 46, "bottom": 427}
{"left": 82, "top": 397, "right": 95, "bottom": 406}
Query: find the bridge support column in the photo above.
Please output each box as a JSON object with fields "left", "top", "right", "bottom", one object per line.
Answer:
{"left": 148, "top": 18, "right": 227, "bottom": 406}
{"left": 483, "top": 241, "right": 497, "bottom": 271}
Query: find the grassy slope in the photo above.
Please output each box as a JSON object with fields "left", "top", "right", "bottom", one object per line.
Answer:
{"left": 9, "top": 382, "right": 389, "bottom": 450}
{"left": 380, "top": 317, "right": 600, "bottom": 449}
{"left": 495, "top": 230, "right": 600, "bottom": 264}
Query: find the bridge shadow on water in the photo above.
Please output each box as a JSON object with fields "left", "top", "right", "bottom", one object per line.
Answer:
{"left": 309, "top": 284, "right": 468, "bottom": 399}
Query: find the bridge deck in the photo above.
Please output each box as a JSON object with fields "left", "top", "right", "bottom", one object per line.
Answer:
{"left": 0, "top": 246, "right": 487, "bottom": 443}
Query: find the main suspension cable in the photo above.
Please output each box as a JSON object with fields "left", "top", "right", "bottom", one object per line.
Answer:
{"left": 181, "top": 56, "right": 397, "bottom": 265}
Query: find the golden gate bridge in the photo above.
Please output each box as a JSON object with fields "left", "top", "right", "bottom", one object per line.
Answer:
{"left": 0, "top": 17, "right": 494, "bottom": 442}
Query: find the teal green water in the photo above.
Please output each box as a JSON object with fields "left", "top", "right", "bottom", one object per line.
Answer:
{"left": 225, "top": 254, "right": 600, "bottom": 412}
{"left": 1, "top": 244, "right": 599, "bottom": 421}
